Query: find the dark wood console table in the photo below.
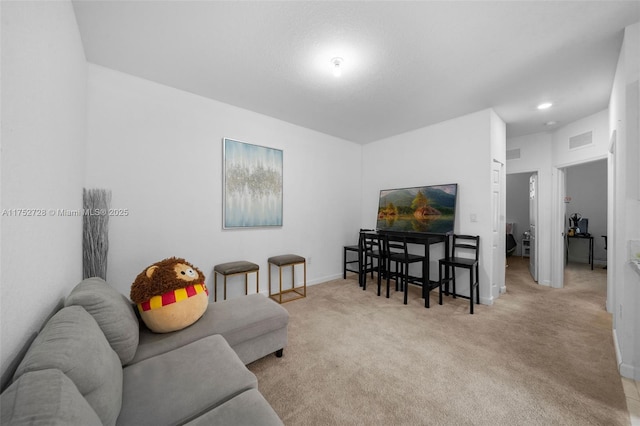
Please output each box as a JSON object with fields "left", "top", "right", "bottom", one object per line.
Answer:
{"left": 566, "top": 234, "right": 594, "bottom": 270}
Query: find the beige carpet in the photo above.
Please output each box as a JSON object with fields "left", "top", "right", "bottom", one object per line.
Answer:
{"left": 248, "top": 257, "right": 629, "bottom": 425}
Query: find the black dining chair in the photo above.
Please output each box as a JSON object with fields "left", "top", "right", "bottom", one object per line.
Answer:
{"left": 385, "top": 235, "right": 426, "bottom": 305}
{"left": 438, "top": 235, "right": 480, "bottom": 314}
{"left": 343, "top": 244, "right": 359, "bottom": 279}
{"left": 343, "top": 229, "right": 374, "bottom": 279}
{"left": 359, "top": 231, "right": 386, "bottom": 295}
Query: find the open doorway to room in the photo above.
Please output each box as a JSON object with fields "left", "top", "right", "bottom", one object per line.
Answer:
{"left": 506, "top": 172, "right": 537, "bottom": 281}
{"left": 508, "top": 160, "right": 608, "bottom": 300}
{"left": 563, "top": 159, "right": 608, "bottom": 272}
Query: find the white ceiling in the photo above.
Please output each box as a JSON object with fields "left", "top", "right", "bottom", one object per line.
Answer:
{"left": 71, "top": 1, "right": 640, "bottom": 144}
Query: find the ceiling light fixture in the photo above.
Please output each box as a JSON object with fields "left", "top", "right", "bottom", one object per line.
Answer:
{"left": 545, "top": 121, "right": 558, "bottom": 126}
{"left": 537, "top": 102, "right": 553, "bottom": 110}
{"left": 331, "top": 57, "right": 343, "bottom": 77}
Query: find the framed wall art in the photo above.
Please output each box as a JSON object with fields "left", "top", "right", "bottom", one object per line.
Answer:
{"left": 223, "top": 138, "right": 283, "bottom": 228}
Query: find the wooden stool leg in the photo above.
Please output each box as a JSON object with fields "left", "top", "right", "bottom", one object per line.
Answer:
{"left": 268, "top": 263, "right": 272, "bottom": 297}
{"left": 303, "top": 261, "right": 307, "bottom": 296}
{"left": 244, "top": 273, "right": 248, "bottom": 295}
{"left": 291, "top": 264, "right": 295, "bottom": 291}
{"left": 224, "top": 275, "right": 227, "bottom": 301}
{"left": 256, "top": 270, "right": 259, "bottom": 294}
{"left": 279, "top": 265, "right": 283, "bottom": 304}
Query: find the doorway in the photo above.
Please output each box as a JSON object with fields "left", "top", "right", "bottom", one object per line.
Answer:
{"left": 506, "top": 171, "right": 538, "bottom": 282}
{"left": 507, "top": 160, "right": 608, "bottom": 290}
{"left": 563, "top": 159, "right": 608, "bottom": 271}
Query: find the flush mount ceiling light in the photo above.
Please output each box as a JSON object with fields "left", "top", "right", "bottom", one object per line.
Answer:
{"left": 537, "top": 102, "right": 553, "bottom": 110}
{"left": 331, "top": 57, "right": 343, "bottom": 77}
{"left": 545, "top": 121, "right": 558, "bottom": 126}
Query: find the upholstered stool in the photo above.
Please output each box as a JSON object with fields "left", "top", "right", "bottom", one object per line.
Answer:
{"left": 268, "top": 254, "right": 306, "bottom": 304}
{"left": 213, "top": 261, "right": 259, "bottom": 302}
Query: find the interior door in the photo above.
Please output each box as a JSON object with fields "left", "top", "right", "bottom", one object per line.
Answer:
{"left": 529, "top": 173, "right": 538, "bottom": 281}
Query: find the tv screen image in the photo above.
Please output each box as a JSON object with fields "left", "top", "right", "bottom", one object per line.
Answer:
{"left": 377, "top": 183, "right": 458, "bottom": 234}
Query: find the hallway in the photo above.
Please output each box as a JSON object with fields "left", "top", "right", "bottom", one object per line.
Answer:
{"left": 506, "top": 256, "right": 639, "bottom": 425}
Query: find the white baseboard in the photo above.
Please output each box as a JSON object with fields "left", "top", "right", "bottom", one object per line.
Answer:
{"left": 479, "top": 295, "right": 494, "bottom": 306}
{"left": 614, "top": 328, "right": 622, "bottom": 369}
{"left": 613, "top": 328, "right": 640, "bottom": 380}
{"left": 256, "top": 273, "right": 341, "bottom": 298}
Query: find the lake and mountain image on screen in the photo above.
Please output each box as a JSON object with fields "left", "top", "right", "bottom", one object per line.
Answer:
{"left": 376, "top": 184, "right": 457, "bottom": 234}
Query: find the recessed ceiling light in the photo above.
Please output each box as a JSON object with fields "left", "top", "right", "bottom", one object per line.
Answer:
{"left": 545, "top": 121, "right": 557, "bottom": 126}
{"left": 331, "top": 57, "right": 343, "bottom": 77}
{"left": 537, "top": 102, "right": 553, "bottom": 110}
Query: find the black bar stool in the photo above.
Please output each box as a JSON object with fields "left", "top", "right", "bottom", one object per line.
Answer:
{"left": 438, "top": 235, "right": 480, "bottom": 314}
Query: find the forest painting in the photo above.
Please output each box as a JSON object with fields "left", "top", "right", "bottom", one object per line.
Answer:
{"left": 377, "top": 184, "right": 457, "bottom": 234}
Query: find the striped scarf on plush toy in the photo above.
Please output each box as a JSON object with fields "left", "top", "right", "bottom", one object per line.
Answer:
{"left": 137, "top": 283, "right": 208, "bottom": 312}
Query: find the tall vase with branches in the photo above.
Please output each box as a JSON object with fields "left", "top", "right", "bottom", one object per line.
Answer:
{"left": 83, "top": 188, "right": 111, "bottom": 280}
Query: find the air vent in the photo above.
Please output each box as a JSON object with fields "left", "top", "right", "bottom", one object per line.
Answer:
{"left": 569, "top": 131, "right": 593, "bottom": 150}
{"left": 506, "top": 148, "right": 521, "bottom": 160}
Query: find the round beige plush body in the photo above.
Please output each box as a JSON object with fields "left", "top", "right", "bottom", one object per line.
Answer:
{"left": 139, "top": 291, "right": 208, "bottom": 333}
{"left": 131, "top": 257, "right": 208, "bottom": 333}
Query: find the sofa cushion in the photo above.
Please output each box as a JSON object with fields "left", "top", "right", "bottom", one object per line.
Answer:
{"left": 1, "top": 369, "right": 102, "bottom": 426}
{"left": 183, "top": 389, "right": 283, "bottom": 426}
{"left": 13, "top": 306, "right": 122, "bottom": 426}
{"left": 64, "top": 277, "right": 139, "bottom": 364}
{"left": 118, "top": 334, "right": 257, "bottom": 426}
{"left": 132, "top": 294, "right": 288, "bottom": 364}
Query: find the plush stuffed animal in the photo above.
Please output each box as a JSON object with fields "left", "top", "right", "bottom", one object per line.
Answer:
{"left": 130, "top": 257, "right": 208, "bottom": 333}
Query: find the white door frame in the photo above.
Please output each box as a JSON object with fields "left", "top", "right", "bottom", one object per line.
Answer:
{"left": 492, "top": 159, "right": 506, "bottom": 297}
{"left": 551, "top": 166, "right": 566, "bottom": 289}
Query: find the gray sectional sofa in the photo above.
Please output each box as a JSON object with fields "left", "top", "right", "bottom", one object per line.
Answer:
{"left": 1, "top": 277, "right": 288, "bottom": 425}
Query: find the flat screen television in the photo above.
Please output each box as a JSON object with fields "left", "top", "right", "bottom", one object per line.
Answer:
{"left": 376, "top": 183, "right": 458, "bottom": 234}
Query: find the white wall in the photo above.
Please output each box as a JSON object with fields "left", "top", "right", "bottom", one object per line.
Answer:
{"left": 85, "top": 65, "right": 362, "bottom": 298}
{"left": 553, "top": 110, "right": 610, "bottom": 168}
{"left": 0, "top": 1, "right": 87, "bottom": 382}
{"left": 609, "top": 21, "right": 640, "bottom": 381}
{"left": 362, "top": 109, "right": 505, "bottom": 305}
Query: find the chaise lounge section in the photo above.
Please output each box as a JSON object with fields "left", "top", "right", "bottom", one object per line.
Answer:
{"left": 0, "top": 277, "right": 288, "bottom": 425}
{"left": 133, "top": 292, "right": 289, "bottom": 365}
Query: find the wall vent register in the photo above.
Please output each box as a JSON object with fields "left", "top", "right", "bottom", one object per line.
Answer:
{"left": 569, "top": 131, "right": 593, "bottom": 150}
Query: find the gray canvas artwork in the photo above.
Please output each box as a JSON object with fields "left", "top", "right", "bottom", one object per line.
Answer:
{"left": 223, "top": 138, "right": 283, "bottom": 228}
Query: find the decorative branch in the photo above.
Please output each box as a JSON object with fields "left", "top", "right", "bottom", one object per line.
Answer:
{"left": 82, "top": 188, "right": 111, "bottom": 280}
